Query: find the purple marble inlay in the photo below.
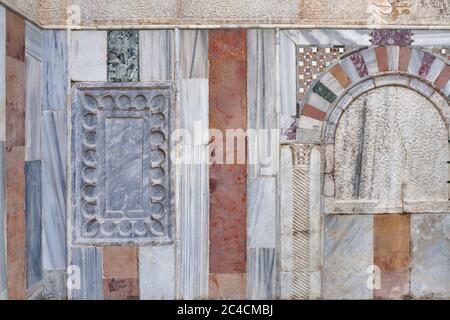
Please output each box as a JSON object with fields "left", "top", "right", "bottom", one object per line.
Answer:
{"left": 418, "top": 52, "right": 436, "bottom": 77}
{"left": 350, "top": 52, "right": 369, "bottom": 78}
{"left": 370, "top": 30, "right": 413, "bottom": 46}
{"left": 281, "top": 120, "right": 298, "bottom": 141}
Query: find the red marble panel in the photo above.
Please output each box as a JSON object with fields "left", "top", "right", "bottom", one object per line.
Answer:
{"left": 302, "top": 104, "right": 326, "bottom": 121}
{"left": 6, "top": 146, "right": 26, "bottom": 300}
{"left": 330, "top": 64, "right": 351, "bottom": 88}
{"left": 6, "top": 56, "right": 26, "bottom": 149}
{"left": 375, "top": 47, "right": 388, "bottom": 72}
{"left": 374, "top": 215, "right": 411, "bottom": 299}
{"left": 208, "top": 30, "right": 247, "bottom": 61}
{"left": 398, "top": 47, "right": 412, "bottom": 72}
{"left": 6, "top": 9, "right": 25, "bottom": 62}
{"left": 209, "top": 30, "right": 247, "bottom": 280}
{"left": 103, "top": 278, "right": 139, "bottom": 300}
{"left": 434, "top": 64, "right": 450, "bottom": 90}
{"left": 103, "top": 246, "right": 139, "bottom": 279}
{"left": 209, "top": 273, "right": 246, "bottom": 299}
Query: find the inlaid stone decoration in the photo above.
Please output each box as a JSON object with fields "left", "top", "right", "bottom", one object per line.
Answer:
{"left": 107, "top": 31, "right": 139, "bottom": 82}
{"left": 72, "top": 83, "right": 172, "bottom": 245}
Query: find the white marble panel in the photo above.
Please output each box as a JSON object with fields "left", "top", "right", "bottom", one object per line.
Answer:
{"left": 71, "top": 31, "right": 107, "bottom": 82}
{"left": 140, "top": 30, "right": 174, "bottom": 81}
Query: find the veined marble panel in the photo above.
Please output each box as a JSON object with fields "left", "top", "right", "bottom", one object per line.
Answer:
{"left": 25, "top": 160, "right": 42, "bottom": 289}
{"left": 42, "top": 111, "right": 66, "bottom": 270}
{"left": 411, "top": 214, "right": 450, "bottom": 299}
{"left": 247, "top": 29, "right": 278, "bottom": 177}
{"left": 71, "top": 31, "right": 107, "bottom": 82}
{"left": 25, "top": 55, "right": 42, "bottom": 161}
{"left": 284, "top": 30, "right": 371, "bottom": 46}
{"left": 42, "top": 30, "right": 67, "bottom": 111}
{"left": 179, "top": 30, "right": 208, "bottom": 79}
{"left": 0, "top": 142, "right": 6, "bottom": 299}
{"left": 72, "top": 83, "right": 172, "bottom": 244}
{"left": 139, "top": 245, "right": 175, "bottom": 300}
{"left": 140, "top": 30, "right": 174, "bottom": 81}
{"left": 247, "top": 248, "right": 276, "bottom": 300}
{"left": 25, "top": 21, "right": 41, "bottom": 61}
{"left": 69, "top": 247, "right": 103, "bottom": 300}
{"left": 324, "top": 215, "right": 373, "bottom": 300}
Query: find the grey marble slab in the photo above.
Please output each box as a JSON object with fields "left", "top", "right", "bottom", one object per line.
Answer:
{"left": 43, "top": 270, "right": 66, "bottom": 300}
{"left": 0, "top": 142, "right": 6, "bottom": 298}
{"left": 280, "top": 31, "right": 297, "bottom": 141}
{"left": 71, "top": 31, "right": 107, "bottom": 82}
{"left": 247, "top": 248, "right": 276, "bottom": 299}
{"left": 0, "top": 6, "right": 5, "bottom": 142}
{"left": 179, "top": 30, "right": 208, "bottom": 79}
{"left": 247, "top": 29, "right": 278, "bottom": 177}
{"left": 284, "top": 29, "right": 371, "bottom": 46}
{"left": 69, "top": 247, "right": 103, "bottom": 300}
{"left": 107, "top": 30, "right": 139, "bottom": 82}
{"left": 140, "top": 30, "right": 174, "bottom": 81}
{"left": 324, "top": 215, "right": 373, "bottom": 299}
{"left": 248, "top": 177, "right": 276, "bottom": 248}
{"left": 25, "top": 55, "right": 42, "bottom": 161}
{"left": 25, "top": 21, "right": 42, "bottom": 61}
{"left": 25, "top": 160, "right": 42, "bottom": 289}
{"left": 42, "top": 30, "right": 67, "bottom": 111}
{"left": 411, "top": 214, "right": 450, "bottom": 298}
{"left": 412, "top": 31, "right": 450, "bottom": 47}
{"left": 139, "top": 245, "right": 175, "bottom": 300}
{"left": 42, "top": 111, "right": 66, "bottom": 270}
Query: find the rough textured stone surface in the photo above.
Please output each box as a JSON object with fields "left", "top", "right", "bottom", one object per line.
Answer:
{"left": 43, "top": 270, "right": 66, "bottom": 300}
{"left": 334, "top": 86, "right": 448, "bottom": 207}
{"left": 107, "top": 30, "right": 139, "bottom": 82}
{"left": 411, "top": 214, "right": 450, "bottom": 299}
{"left": 324, "top": 215, "right": 373, "bottom": 300}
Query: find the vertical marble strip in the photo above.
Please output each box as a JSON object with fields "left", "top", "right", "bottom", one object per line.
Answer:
{"left": 0, "top": 7, "right": 6, "bottom": 299}
{"left": 434, "top": 65, "right": 450, "bottom": 90}
{"left": 324, "top": 215, "right": 373, "bottom": 300}
{"left": 374, "top": 47, "right": 388, "bottom": 72}
{"left": 411, "top": 214, "right": 450, "bottom": 298}
{"left": 407, "top": 49, "right": 425, "bottom": 75}
{"left": 42, "top": 30, "right": 67, "bottom": 111}
{"left": 426, "top": 58, "right": 446, "bottom": 83}
{"left": 70, "top": 247, "right": 103, "bottom": 300}
{"left": 387, "top": 46, "right": 399, "bottom": 72}
{"left": 139, "top": 245, "right": 175, "bottom": 300}
{"left": 280, "top": 147, "right": 293, "bottom": 299}
{"left": 374, "top": 215, "right": 410, "bottom": 299}
{"left": 25, "top": 160, "right": 42, "bottom": 289}
{"left": 279, "top": 31, "right": 297, "bottom": 141}
{"left": 6, "top": 146, "right": 26, "bottom": 299}
{"left": 247, "top": 248, "right": 276, "bottom": 300}
{"left": 25, "top": 55, "right": 42, "bottom": 161}
{"left": 247, "top": 29, "right": 278, "bottom": 177}
{"left": 107, "top": 30, "right": 139, "bottom": 82}
{"left": 70, "top": 31, "right": 107, "bottom": 82}
{"left": 139, "top": 30, "right": 174, "bottom": 81}
{"left": 418, "top": 52, "right": 436, "bottom": 78}
{"left": 179, "top": 79, "right": 209, "bottom": 299}
{"left": 42, "top": 111, "right": 66, "bottom": 271}
{"left": 349, "top": 52, "right": 369, "bottom": 78}
{"left": 180, "top": 30, "right": 208, "bottom": 79}
{"left": 248, "top": 177, "right": 276, "bottom": 248}
{"left": 25, "top": 21, "right": 41, "bottom": 61}
{"left": 361, "top": 48, "right": 378, "bottom": 75}
{"left": 103, "top": 246, "right": 139, "bottom": 300}
{"left": 6, "top": 56, "right": 25, "bottom": 149}
{"left": 208, "top": 31, "right": 247, "bottom": 300}
{"left": 6, "top": 9, "right": 24, "bottom": 62}
{"left": 398, "top": 47, "right": 412, "bottom": 72}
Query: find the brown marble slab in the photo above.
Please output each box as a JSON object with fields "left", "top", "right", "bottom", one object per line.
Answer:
{"left": 374, "top": 214, "right": 411, "bottom": 299}
{"left": 375, "top": 47, "right": 388, "bottom": 72}
{"left": 209, "top": 273, "right": 246, "bottom": 299}
{"left": 5, "top": 56, "right": 26, "bottom": 149}
{"left": 102, "top": 246, "right": 138, "bottom": 279}
{"left": 103, "top": 278, "right": 139, "bottom": 300}
{"left": 209, "top": 30, "right": 247, "bottom": 292}
{"left": 398, "top": 47, "right": 412, "bottom": 72}
{"left": 330, "top": 64, "right": 351, "bottom": 88}
{"left": 6, "top": 146, "right": 26, "bottom": 299}
{"left": 6, "top": 9, "right": 25, "bottom": 62}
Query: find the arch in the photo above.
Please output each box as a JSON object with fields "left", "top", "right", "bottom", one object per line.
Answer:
{"left": 298, "top": 46, "right": 450, "bottom": 144}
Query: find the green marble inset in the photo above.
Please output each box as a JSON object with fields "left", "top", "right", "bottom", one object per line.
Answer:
{"left": 107, "top": 30, "right": 139, "bottom": 82}
{"left": 313, "top": 82, "right": 337, "bottom": 103}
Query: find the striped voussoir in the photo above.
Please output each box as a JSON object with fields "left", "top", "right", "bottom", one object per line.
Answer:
{"left": 299, "top": 46, "right": 450, "bottom": 142}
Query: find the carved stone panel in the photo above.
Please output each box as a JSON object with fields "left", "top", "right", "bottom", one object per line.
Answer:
{"left": 72, "top": 83, "right": 172, "bottom": 245}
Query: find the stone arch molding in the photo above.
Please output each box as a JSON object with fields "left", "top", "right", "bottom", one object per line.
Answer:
{"left": 298, "top": 46, "right": 450, "bottom": 145}
{"left": 297, "top": 46, "right": 450, "bottom": 215}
